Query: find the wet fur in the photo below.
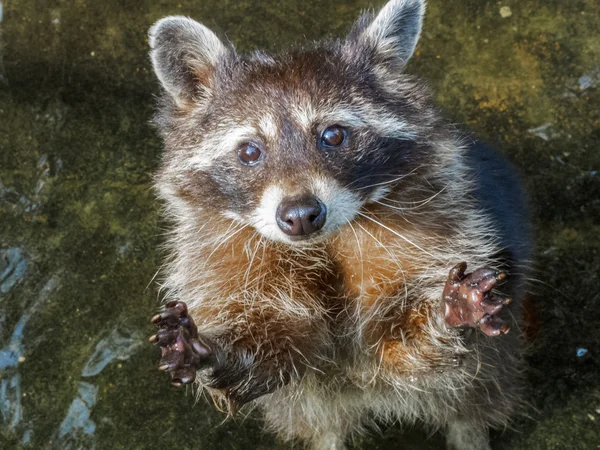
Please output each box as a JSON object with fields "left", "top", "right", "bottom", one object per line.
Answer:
{"left": 149, "top": 1, "right": 532, "bottom": 448}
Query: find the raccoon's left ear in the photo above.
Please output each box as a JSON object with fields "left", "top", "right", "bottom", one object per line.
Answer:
{"left": 345, "top": 0, "right": 425, "bottom": 70}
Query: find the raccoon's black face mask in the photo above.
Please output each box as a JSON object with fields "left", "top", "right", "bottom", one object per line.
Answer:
{"left": 150, "top": 0, "right": 441, "bottom": 245}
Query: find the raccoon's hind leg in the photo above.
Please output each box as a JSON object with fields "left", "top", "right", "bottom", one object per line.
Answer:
{"left": 446, "top": 418, "right": 491, "bottom": 450}
{"left": 443, "top": 262, "right": 512, "bottom": 337}
{"left": 310, "top": 432, "right": 347, "bottom": 450}
{"left": 259, "top": 383, "right": 358, "bottom": 450}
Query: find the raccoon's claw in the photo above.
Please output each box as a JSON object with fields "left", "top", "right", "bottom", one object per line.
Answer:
{"left": 150, "top": 301, "right": 215, "bottom": 386}
{"left": 443, "top": 262, "right": 510, "bottom": 337}
{"left": 478, "top": 314, "right": 510, "bottom": 337}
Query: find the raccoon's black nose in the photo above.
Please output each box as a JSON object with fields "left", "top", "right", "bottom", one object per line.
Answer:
{"left": 276, "top": 196, "right": 327, "bottom": 238}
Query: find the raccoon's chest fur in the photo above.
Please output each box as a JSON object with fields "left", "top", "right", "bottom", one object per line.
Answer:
{"left": 322, "top": 217, "right": 436, "bottom": 354}
{"left": 333, "top": 225, "right": 410, "bottom": 307}
{"left": 331, "top": 201, "right": 447, "bottom": 301}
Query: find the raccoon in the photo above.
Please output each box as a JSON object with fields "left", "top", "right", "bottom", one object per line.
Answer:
{"left": 147, "top": 0, "right": 532, "bottom": 449}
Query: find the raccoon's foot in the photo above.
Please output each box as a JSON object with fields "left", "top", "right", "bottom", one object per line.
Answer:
{"left": 149, "top": 301, "right": 214, "bottom": 386}
{"left": 443, "top": 262, "right": 511, "bottom": 337}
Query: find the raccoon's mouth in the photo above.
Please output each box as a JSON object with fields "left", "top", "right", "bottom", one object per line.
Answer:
{"left": 285, "top": 230, "right": 326, "bottom": 243}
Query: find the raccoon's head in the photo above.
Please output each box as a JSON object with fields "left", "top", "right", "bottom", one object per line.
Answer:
{"left": 150, "top": 0, "right": 440, "bottom": 246}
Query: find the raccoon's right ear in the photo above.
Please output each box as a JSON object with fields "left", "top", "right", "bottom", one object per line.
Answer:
{"left": 149, "top": 16, "right": 230, "bottom": 105}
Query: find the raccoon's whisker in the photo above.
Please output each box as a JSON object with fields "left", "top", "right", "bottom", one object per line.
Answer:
{"left": 218, "top": 219, "right": 239, "bottom": 241}
{"left": 351, "top": 166, "right": 424, "bottom": 191}
{"left": 354, "top": 222, "right": 405, "bottom": 279}
{"left": 242, "top": 232, "right": 263, "bottom": 293}
{"left": 146, "top": 264, "right": 165, "bottom": 293}
{"left": 373, "top": 200, "right": 411, "bottom": 214}
{"left": 204, "top": 222, "right": 249, "bottom": 263}
{"left": 352, "top": 174, "right": 410, "bottom": 191}
{"left": 344, "top": 172, "right": 409, "bottom": 189}
{"left": 246, "top": 233, "right": 268, "bottom": 300}
{"left": 523, "top": 276, "right": 576, "bottom": 302}
{"left": 190, "top": 222, "right": 209, "bottom": 242}
{"left": 219, "top": 223, "right": 247, "bottom": 248}
{"left": 357, "top": 212, "right": 441, "bottom": 262}
{"left": 378, "top": 184, "right": 449, "bottom": 210}
{"left": 367, "top": 342, "right": 387, "bottom": 386}
{"left": 345, "top": 219, "right": 365, "bottom": 299}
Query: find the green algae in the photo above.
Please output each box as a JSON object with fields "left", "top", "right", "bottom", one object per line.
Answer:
{"left": 0, "top": 0, "right": 599, "bottom": 449}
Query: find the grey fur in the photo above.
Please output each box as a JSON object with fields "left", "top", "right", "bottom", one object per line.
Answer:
{"left": 149, "top": 1, "right": 531, "bottom": 449}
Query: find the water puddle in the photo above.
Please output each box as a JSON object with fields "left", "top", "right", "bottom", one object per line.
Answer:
{"left": 53, "top": 327, "right": 143, "bottom": 447}
{"left": 0, "top": 275, "right": 60, "bottom": 446}
{"left": 527, "top": 122, "right": 559, "bottom": 141}
{"left": 57, "top": 381, "right": 98, "bottom": 446}
{"left": 578, "top": 67, "right": 600, "bottom": 90}
{"left": 0, "top": 248, "right": 27, "bottom": 295}
{"left": 82, "top": 329, "right": 143, "bottom": 378}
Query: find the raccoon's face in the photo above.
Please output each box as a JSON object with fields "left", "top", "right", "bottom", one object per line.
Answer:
{"left": 150, "top": 0, "right": 435, "bottom": 246}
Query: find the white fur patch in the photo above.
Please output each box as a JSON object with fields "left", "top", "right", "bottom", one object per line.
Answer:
{"left": 258, "top": 114, "right": 279, "bottom": 141}
{"left": 187, "top": 124, "right": 258, "bottom": 170}
{"left": 250, "top": 184, "right": 287, "bottom": 242}
{"left": 446, "top": 419, "right": 491, "bottom": 450}
{"left": 310, "top": 176, "right": 362, "bottom": 235}
{"left": 369, "top": 186, "right": 391, "bottom": 202}
{"left": 291, "top": 102, "right": 317, "bottom": 130}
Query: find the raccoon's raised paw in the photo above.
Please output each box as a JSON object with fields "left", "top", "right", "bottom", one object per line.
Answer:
{"left": 149, "top": 301, "right": 214, "bottom": 386}
{"left": 443, "top": 262, "right": 511, "bottom": 337}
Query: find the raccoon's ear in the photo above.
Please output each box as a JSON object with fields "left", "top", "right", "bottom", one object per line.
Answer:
{"left": 346, "top": 0, "right": 425, "bottom": 69}
{"left": 149, "top": 16, "right": 229, "bottom": 105}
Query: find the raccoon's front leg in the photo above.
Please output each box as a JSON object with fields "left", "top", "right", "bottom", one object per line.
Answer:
{"left": 152, "top": 299, "right": 326, "bottom": 414}
{"left": 150, "top": 301, "right": 216, "bottom": 386}
{"left": 443, "top": 262, "right": 511, "bottom": 336}
{"left": 150, "top": 301, "right": 282, "bottom": 411}
{"left": 206, "top": 310, "right": 331, "bottom": 415}
{"left": 198, "top": 343, "right": 292, "bottom": 414}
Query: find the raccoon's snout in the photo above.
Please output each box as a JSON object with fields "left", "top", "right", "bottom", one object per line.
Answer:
{"left": 276, "top": 196, "right": 327, "bottom": 238}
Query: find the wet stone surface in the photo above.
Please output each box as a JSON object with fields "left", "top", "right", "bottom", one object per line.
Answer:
{"left": 0, "top": 0, "right": 599, "bottom": 448}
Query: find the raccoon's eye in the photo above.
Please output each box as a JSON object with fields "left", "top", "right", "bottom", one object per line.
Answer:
{"left": 238, "top": 142, "right": 263, "bottom": 166}
{"left": 320, "top": 125, "right": 347, "bottom": 148}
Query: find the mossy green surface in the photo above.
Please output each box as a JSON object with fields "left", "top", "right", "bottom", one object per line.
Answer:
{"left": 0, "top": 0, "right": 598, "bottom": 448}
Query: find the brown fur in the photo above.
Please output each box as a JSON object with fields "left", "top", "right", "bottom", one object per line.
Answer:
{"left": 148, "top": 2, "right": 532, "bottom": 449}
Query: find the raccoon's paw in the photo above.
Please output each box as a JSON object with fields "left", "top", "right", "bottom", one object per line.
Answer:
{"left": 443, "top": 262, "right": 511, "bottom": 337}
{"left": 149, "top": 301, "right": 215, "bottom": 387}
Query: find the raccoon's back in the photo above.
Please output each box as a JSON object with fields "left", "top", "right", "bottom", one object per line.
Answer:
{"left": 466, "top": 141, "right": 533, "bottom": 265}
